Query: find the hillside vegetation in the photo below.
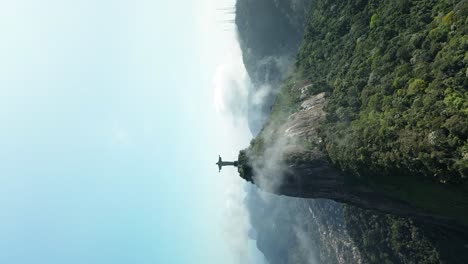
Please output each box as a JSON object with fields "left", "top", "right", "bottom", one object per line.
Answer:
{"left": 239, "top": 0, "right": 468, "bottom": 262}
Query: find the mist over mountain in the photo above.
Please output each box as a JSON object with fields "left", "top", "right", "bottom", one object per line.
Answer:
{"left": 235, "top": 0, "right": 311, "bottom": 135}
{"left": 244, "top": 184, "right": 362, "bottom": 264}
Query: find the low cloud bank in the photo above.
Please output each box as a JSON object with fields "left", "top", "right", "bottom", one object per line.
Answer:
{"left": 213, "top": 32, "right": 299, "bottom": 264}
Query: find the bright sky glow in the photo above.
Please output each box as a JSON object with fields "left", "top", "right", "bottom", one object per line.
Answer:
{"left": 0, "top": 0, "right": 262, "bottom": 263}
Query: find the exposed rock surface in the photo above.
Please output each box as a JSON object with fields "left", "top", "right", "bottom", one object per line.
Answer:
{"left": 283, "top": 92, "right": 328, "bottom": 140}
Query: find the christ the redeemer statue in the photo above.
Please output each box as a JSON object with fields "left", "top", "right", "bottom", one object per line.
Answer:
{"left": 216, "top": 155, "right": 238, "bottom": 172}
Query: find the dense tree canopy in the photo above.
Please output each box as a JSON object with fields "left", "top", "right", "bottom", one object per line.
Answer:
{"left": 295, "top": 0, "right": 467, "bottom": 183}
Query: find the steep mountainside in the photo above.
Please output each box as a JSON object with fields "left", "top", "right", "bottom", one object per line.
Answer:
{"left": 239, "top": 91, "right": 468, "bottom": 229}
{"left": 237, "top": 0, "right": 468, "bottom": 262}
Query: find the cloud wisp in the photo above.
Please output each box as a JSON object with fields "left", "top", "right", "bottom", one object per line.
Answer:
{"left": 213, "top": 41, "right": 250, "bottom": 118}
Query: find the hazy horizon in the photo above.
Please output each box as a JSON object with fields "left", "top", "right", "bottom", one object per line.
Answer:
{"left": 0, "top": 0, "right": 265, "bottom": 263}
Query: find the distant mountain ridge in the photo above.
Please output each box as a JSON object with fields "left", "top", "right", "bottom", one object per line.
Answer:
{"left": 235, "top": 0, "right": 311, "bottom": 135}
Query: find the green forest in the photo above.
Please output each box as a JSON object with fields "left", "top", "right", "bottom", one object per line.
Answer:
{"left": 295, "top": 0, "right": 467, "bottom": 184}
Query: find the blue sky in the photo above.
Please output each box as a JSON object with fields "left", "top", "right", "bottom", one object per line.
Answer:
{"left": 0, "top": 0, "right": 264, "bottom": 263}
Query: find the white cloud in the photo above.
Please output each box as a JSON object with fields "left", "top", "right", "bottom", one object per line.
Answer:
{"left": 212, "top": 40, "right": 250, "bottom": 117}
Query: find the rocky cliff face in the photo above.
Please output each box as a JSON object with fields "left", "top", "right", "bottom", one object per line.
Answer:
{"left": 240, "top": 91, "right": 468, "bottom": 232}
